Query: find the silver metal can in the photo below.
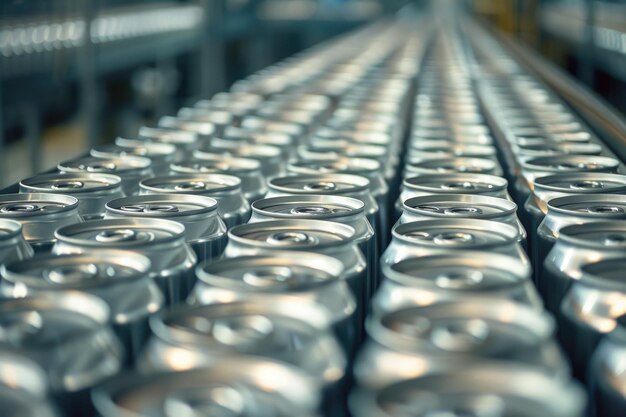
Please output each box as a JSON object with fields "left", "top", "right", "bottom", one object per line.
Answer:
{"left": 224, "top": 219, "right": 368, "bottom": 326}
{"left": 53, "top": 218, "right": 197, "bottom": 305}
{"left": 240, "top": 115, "right": 306, "bottom": 144}
{"left": 355, "top": 299, "right": 568, "bottom": 391}
{"left": 0, "top": 193, "right": 82, "bottom": 253}
{"left": 536, "top": 194, "right": 626, "bottom": 287}
{"left": 104, "top": 194, "right": 227, "bottom": 262}
{"left": 266, "top": 174, "right": 383, "bottom": 252}
{"left": 138, "top": 126, "right": 199, "bottom": 157}
{"left": 542, "top": 221, "right": 626, "bottom": 316}
{"left": 517, "top": 155, "right": 620, "bottom": 203}
{"left": 407, "top": 142, "right": 498, "bottom": 164}
{"left": 170, "top": 156, "right": 267, "bottom": 203}
{"left": 58, "top": 155, "right": 153, "bottom": 196}
{"left": 0, "top": 347, "right": 48, "bottom": 397}
{"left": 560, "top": 258, "right": 626, "bottom": 380}
{"left": 139, "top": 174, "right": 250, "bottom": 228}
{"left": 372, "top": 251, "right": 539, "bottom": 316}
{"left": 20, "top": 172, "right": 125, "bottom": 220}
{"left": 139, "top": 298, "right": 346, "bottom": 417}
{"left": 397, "top": 173, "right": 511, "bottom": 220}
{"left": 189, "top": 252, "right": 357, "bottom": 355}
{"left": 382, "top": 219, "right": 528, "bottom": 267}
{"left": 194, "top": 143, "right": 284, "bottom": 179}
{"left": 99, "top": 139, "right": 177, "bottom": 176}
{"left": 286, "top": 158, "right": 389, "bottom": 236}
{"left": 223, "top": 126, "right": 296, "bottom": 157}
{"left": 93, "top": 357, "right": 321, "bottom": 417}
{"left": 350, "top": 364, "right": 585, "bottom": 417}
{"left": 589, "top": 323, "right": 626, "bottom": 417}
{"left": 250, "top": 194, "right": 377, "bottom": 292}
{"left": 0, "top": 251, "right": 163, "bottom": 361}
{"left": 398, "top": 194, "right": 526, "bottom": 244}
{"left": 0, "top": 219, "right": 33, "bottom": 266}
{"left": 0, "top": 292, "right": 124, "bottom": 416}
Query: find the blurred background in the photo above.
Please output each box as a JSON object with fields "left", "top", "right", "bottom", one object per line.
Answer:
{"left": 1, "top": 0, "right": 624, "bottom": 187}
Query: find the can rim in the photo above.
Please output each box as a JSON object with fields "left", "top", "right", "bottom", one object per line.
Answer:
{"left": 139, "top": 174, "right": 241, "bottom": 194}
{"left": 0, "top": 193, "right": 79, "bottom": 217}
{"left": 268, "top": 173, "right": 370, "bottom": 195}
{"left": 547, "top": 194, "right": 626, "bottom": 218}
{"left": 392, "top": 219, "right": 520, "bottom": 247}
{"left": 0, "top": 218, "right": 23, "bottom": 240}
{"left": 105, "top": 194, "right": 219, "bottom": 217}
{"left": 403, "top": 173, "right": 508, "bottom": 193}
{"left": 533, "top": 172, "right": 626, "bottom": 193}
{"left": 402, "top": 194, "right": 517, "bottom": 219}
{"left": 251, "top": 195, "right": 364, "bottom": 220}
{"left": 58, "top": 155, "right": 152, "bottom": 173}
{"left": 20, "top": 173, "right": 122, "bottom": 194}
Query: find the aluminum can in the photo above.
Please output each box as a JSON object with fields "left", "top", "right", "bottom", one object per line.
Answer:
{"left": 0, "top": 292, "right": 124, "bottom": 417}
{"left": 224, "top": 219, "right": 368, "bottom": 328}
{"left": 404, "top": 156, "right": 501, "bottom": 179}
{"left": 355, "top": 299, "right": 568, "bottom": 391}
{"left": 93, "top": 357, "right": 321, "bottom": 417}
{"left": 98, "top": 139, "right": 177, "bottom": 176}
{"left": 372, "top": 251, "right": 540, "bottom": 316}
{"left": 58, "top": 155, "right": 153, "bottom": 195}
{"left": 1, "top": 251, "right": 163, "bottom": 361}
{"left": 0, "top": 219, "right": 33, "bottom": 266}
{"left": 250, "top": 195, "right": 376, "bottom": 292}
{"left": 138, "top": 126, "right": 199, "bottom": 157}
{"left": 170, "top": 156, "right": 267, "bottom": 203}
{"left": 524, "top": 172, "right": 626, "bottom": 258}
{"left": 560, "top": 258, "right": 626, "bottom": 380}
{"left": 139, "top": 174, "right": 250, "bottom": 228}
{"left": 411, "top": 130, "right": 494, "bottom": 145}
{"left": 511, "top": 141, "right": 604, "bottom": 163}
{"left": 542, "top": 221, "right": 626, "bottom": 316}
{"left": 266, "top": 174, "right": 383, "bottom": 253}
{"left": 158, "top": 116, "right": 215, "bottom": 143}
{"left": 350, "top": 364, "right": 585, "bottom": 417}
{"left": 0, "top": 388, "right": 60, "bottom": 417}
{"left": 397, "top": 173, "right": 511, "bottom": 219}
{"left": 20, "top": 172, "right": 125, "bottom": 220}
{"left": 536, "top": 195, "right": 626, "bottom": 287}
{"left": 140, "top": 298, "right": 346, "bottom": 417}
{"left": 104, "top": 194, "right": 227, "bottom": 262}
{"left": 53, "top": 218, "right": 197, "bottom": 305}
{"left": 382, "top": 219, "right": 527, "bottom": 267}
{"left": 189, "top": 252, "right": 357, "bottom": 355}
{"left": 194, "top": 143, "right": 284, "bottom": 179}
{"left": 0, "top": 193, "right": 81, "bottom": 253}
{"left": 223, "top": 126, "right": 297, "bottom": 158}
{"left": 398, "top": 194, "right": 526, "bottom": 244}
{"left": 516, "top": 155, "right": 620, "bottom": 204}
{"left": 286, "top": 158, "right": 389, "bottom": 235}
{"left": 177, "top": 106, "right": 234, "bottom": 136}
{"left": 589, "top": 323, "right": 626, "bottom": 417}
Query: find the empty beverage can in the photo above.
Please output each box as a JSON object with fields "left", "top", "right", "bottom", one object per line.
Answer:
{"left": 536, "top": 194, "right": 626, "bottom": 287}
{"left": 58, "top": 155, "right": 153, "bottom": 195}
{"left": 1, "top": 251, "right": 163, "bottom": 361}
{"left": 104, "top": 194, "right": 227, "bottom": 262}
{"left": 140, "top": 298, "right": 347, "bottom": 417}
{"left": 170, "top": 156, "right": 267, "bottom": 203}
{"left": 158, "top": 116, "right": 215, "bottom": 144}
{"left": 93, "top": 357, "right": 321, "bottom": 417}
{"left": 0, "top": 219, "right": 33, "bottom": 265}
{"left": 194, "top": 144, "right": 284, "bottom": 179}
{"left": 224, "top": 219, "right": 368, "bottom": 326}
{"left": 20, "top": 172, "right": 125, "bottom": 220}
{"left": 350, "top": 364, "right": 585, "bottom": 417}
{"left": 560, "top": 258, "right": 626, "bottom": 381}
{"left": 355, "top": 299, "right": 568, "bottom": 391}
{"left": 189, "top": 252, "right": 358, "bottom": 354}
{"left": 138, "top": 126, "right": 199, "bottom": 157}
{"left": 372, "top": 251, "right": 539, "bottom": 316}
{"left": 249, "top": 195, "right": 377, "bottom": 292}
{"left": 0, "top": 292, "right": 124, "bottom": 417}
{"left": 97, "top": 140, "right": 177, "bottom": 176}
{"left": 383, "top": 219, "right": 527, "bottom": 267}
{"left": 0, "top": 193, "right": 81, "bottom": 253}
{"left": 139, "top": 174, "right": 250, "bottom": 228}
{"left": 398, "top": 194, "right": 526, "bottom": 245}
{"left": 542, "top": 221, "right": 626, "bottom": 316}
{"left": 53, "top": 218, "right": 196, "bottom": 305}
{"left": 404, "top": 156, "right": 501, "bottom": 179}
